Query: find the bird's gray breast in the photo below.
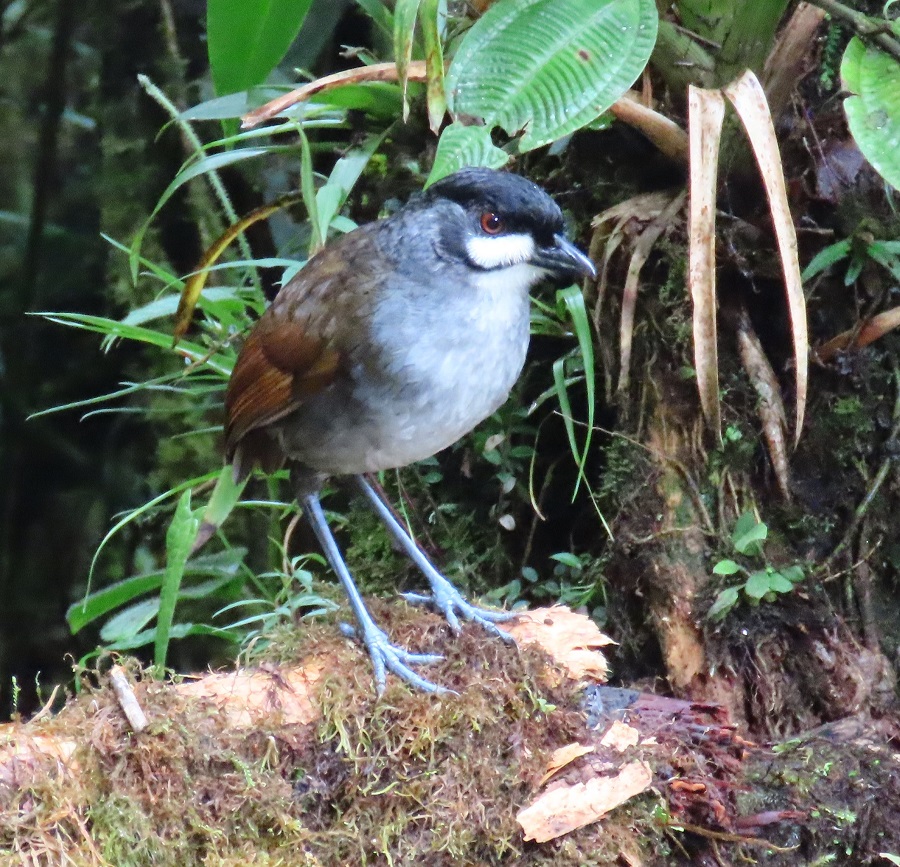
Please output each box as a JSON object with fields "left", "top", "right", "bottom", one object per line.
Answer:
{"left": 276, "top": 263, "right": 532, "bottom": 476}
{"left": 352, "top": 263, "right": 531, "bottom": 469}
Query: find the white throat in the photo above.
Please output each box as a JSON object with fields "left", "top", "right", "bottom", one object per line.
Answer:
{"left": 466, "top": 232, "right": 535, "bottom": 270}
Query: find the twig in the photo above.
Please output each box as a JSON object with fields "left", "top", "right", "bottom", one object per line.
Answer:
{"left": 609, "top": 94, "right": 689, "bottom": 165}
{"left": 807, "top": 0, "right": 900, "bottom": 64}
{"left": 667, "top": 820, "right": 799, "bottom": 853}
{"left": 109, "top": 665, "right": 149, "bottom": 733}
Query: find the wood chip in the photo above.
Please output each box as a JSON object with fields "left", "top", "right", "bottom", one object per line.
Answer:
{"left": 538, "top": 742, "right": 595, "bottom": 786}
{"left": 508, "top": 606, "right": 613, "bottom": 682}
{"left": 517, "top": 760, "right": 653, "bottom": 842}
{"left": 109, "top": 665, "right": 149, "bottom": 733}
{"left": 599, "top": 720, "right": 641, "bottom": 752}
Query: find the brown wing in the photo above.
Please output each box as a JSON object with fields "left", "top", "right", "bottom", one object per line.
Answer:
{"left": 224, "top": 227, "right": 384, "bottom": 480}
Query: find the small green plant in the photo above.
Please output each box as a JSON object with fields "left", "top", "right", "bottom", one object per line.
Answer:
{"left": 802, "top": 233, "right": 900, "bottom": 287}
{"left": 486, "top": 551, "right": 607, "bottom": 623}
{"left": 707, "top": 511, "right": 804, "bottom": 621}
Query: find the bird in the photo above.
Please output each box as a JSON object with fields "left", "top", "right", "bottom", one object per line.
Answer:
{"left": 224, "top": 166, "right": 596, "bottom": 693}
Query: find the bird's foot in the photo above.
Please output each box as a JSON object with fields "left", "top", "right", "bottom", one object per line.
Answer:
{"left": 338, "top": 622, "right": 453, "bottom": 695}
{"left": 401, "top": 570, "right": 518, "bottom": 642}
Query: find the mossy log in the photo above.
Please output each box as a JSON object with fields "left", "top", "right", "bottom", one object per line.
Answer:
{"left": 1, "top": 605, "right": 898, "bottom": 866}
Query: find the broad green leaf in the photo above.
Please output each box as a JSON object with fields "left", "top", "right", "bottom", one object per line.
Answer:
{"left": 768, "top": 572, "right": 794, "bottom": 594}
{"left": 68, "top": 573, "right": 164, "bottom": 634}
{"left": 155, "top": 490, "right": 201, "bottom": 669}
{"left": 707, "top": 586, "right": 740, "bottom": 621}
{"left": 713, "top": 559, "right": 741, "bottom": 576}
{"left": 202, "top": 468, "right": 247, "bottom": 531}
{"left": 67, "top": 548, "right": 247, "bottom": 634}
{"left": 734, "top": 524, "right": 767, "bottom": 555}
{"left": 780, "top": 564, "right": 804, "bottom": 584}
{"left": 355, "top": 0, "right": 394, "bottom": 39}
{"left": 207, "top": 0, "right": 314, "bottom": 96}
{"left": 550, "top": 552, "right": 582, "bottom": 570}
{"left": 122, "top": 288, "right": 238, "bottom": 328}
{"left": 194, "top": 466, "right": 248, "bottom": 550}
{"left": 312, "top": 83, "right": 405, "bottom": 118}
{"left": 107, "top": 623, "right": 235, "bottom": 653}
{"left": 866, "top": 242, "right": 900, "bottom": 283}
{"left": 675, "top": 0, "right": 731, "bottom": 40}
{"left": 732, "top": 511, "right": 766, "bottom": 555}
{"left": 447, "top": 0, "right": 658, "bottom": 151}
{"left": 744, "top": 570, "right": 772, "bottom": 600}
{"left": 845, "top": 254, "right": 865, "bottom": 286}
{"left": 178, "top": 89, "right": 349, "bottom": 123}
{"left": 101, "top": 598, "right": 159, "bottom": 643}
{"left": 426, "top": 123, "right": 509, "bottom": 185}
{"left": 842, "top": 35, "right": 900, "bottom": 191}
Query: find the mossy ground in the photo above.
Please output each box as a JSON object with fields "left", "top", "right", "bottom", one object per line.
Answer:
{"left": 3, "top": 605, "right": 900, "bottom": 866}
{"left": 0, "top": 608, "right": 664, "bottom": 867}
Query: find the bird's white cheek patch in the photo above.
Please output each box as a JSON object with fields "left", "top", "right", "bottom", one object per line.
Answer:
{"left": 466, "top": 232, "right": 535, "bottom": 269}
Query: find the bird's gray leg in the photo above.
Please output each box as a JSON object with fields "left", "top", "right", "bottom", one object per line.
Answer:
{"left": 300, "top": 492, "right": 449, "bottom": 694}
{"left": 353, "top": 475, "right": 517, "bottom": 640}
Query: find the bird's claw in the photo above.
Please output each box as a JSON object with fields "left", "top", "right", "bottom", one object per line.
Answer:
{"left": 339, "top": 621, "right": 452, "bottom": 695}
{"left": 401, "top": 580, "right": 519, "bottom": 644}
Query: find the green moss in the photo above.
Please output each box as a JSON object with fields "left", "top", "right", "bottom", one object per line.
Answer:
{"left": 0, "top": 616, "right": 670, "bottom": 866}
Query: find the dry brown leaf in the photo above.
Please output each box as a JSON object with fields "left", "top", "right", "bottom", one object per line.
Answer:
{"left": 688, "top": 84, "right": 726, "bottom": 442}
{"left": 736, "top": 308, "right": 791, "bottom": 499}
{"left": 599, "top": 720, "right": 641, "bottom": 752}
{"left": 242, "top": 61, "right": 429, "bottom": 128}
{"left": 591, "top": 191, "right": 679, "bottom": 230}
{"left": 617, "top": 191, "right": 687, "bottom": 395}
{"left": 517, "top": 759, "right": 653, "bottom": 842}
{"left": 508, "top": 606, "right": 613, "bottom": 682}
{"left": 723, "top": 70, "right": 807, "bottom": 445}
{"left": 589, "top": 191, "right": 677, "bottom": 340}
{"left": 538, "top": 742, "right": 595, "bottom": 786}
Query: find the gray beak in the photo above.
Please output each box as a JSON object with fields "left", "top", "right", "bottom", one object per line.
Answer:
{"left": 532, "top": 234, "right": 596, "bottom": 281}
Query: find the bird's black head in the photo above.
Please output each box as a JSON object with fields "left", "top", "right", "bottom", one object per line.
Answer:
{"left": 422, "top": 167, "right": 595, "bottom": 283}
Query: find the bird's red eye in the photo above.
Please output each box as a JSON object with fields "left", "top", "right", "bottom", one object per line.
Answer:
{"left": 480, "top": 212, "right": 504, "bottom": 235}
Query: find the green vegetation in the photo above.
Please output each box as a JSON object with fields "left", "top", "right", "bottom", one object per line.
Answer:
{"left": 708, "top": 512, "right": 806, "bottom": 621}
